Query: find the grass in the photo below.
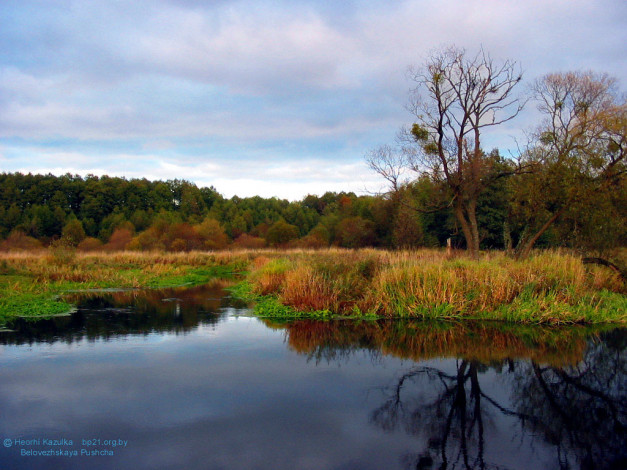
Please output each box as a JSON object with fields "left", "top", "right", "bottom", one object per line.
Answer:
{"left": 1, "top": 247, "right": 626, "bottom": 326}
{"left": 238, "top": 248, "right": 627, "bottom": 324}
{"left": 0, "top": 250, "right": 250, "bottom": 326}
{"left": 228, "top": 281, "right": 333, "bottom": 319}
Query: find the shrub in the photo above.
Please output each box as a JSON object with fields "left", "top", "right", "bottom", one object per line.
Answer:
{"left": 104, "top": 228, "right": 133, "bottom": 252}
{"left": 266, "top": 220, "right": 299, "bottom": 247}
{"left": 195, "top": 218, "right": 229, "bottom": 250}
{"left": 77, "top": 237, "right": 103, "bottom": 252}
{"left": 299, "top": 224, "right": 330, "bottom": 248}
{"left": 231, "top": 234, "right": 266, "bottom": 249}
{"left": 0, "top": 231, "right": 43, "bottom": 252}
{"left": 128, "top": 227, "right": 164, "bottom": 251}
{"left": 164, "top": 223, "right": 202, "bottom": 252}
{"left": 61, "top": 218, "right": 87, "bottom": 246}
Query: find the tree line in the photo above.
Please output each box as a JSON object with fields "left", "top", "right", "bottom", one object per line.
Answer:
{"left": 0, "top": 172, "right": 421, "bottom": 251}
{"left": 0, "top": 162, "right": 621, "bottom": 255}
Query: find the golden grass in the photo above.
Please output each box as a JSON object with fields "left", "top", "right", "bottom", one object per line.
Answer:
{"left": 245, "top": 248, "right": 626, "bottom": 323}
{"left": 2, "top": 247, "right": 625, "bottom": 323}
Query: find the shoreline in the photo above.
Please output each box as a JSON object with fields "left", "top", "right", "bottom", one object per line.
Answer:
{"left": 1, "top": 249, "right": 625, "bottom": 326}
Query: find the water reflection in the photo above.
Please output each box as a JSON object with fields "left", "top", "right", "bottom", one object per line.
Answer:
{"left": 1, "top": 284, "right": 231, "bottom": 345}
{"left": 272, "top": 320, "right": 627, "bottom": 470}
{"left": 271, "top": 319, "right": 596, "bottom": 366}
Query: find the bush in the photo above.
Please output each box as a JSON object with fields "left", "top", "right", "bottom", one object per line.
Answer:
{"left": 128, "top": 227, "right": 164, "bottom": 251}
{"left": 0, "top": 231, "right": 43, "bottom": 252}
{"left": 77, "top": 237, "right": 103, "bottom": 252}
{"left": 299, "top": 224, "right": 330, "bottom": 248}
{"left": 195, "top": 218, "right": 229, "bottom": 250}
{"left": 61, "top": 219, "right": 86, "bottom": 246}
{"left": 266, "top": 220, "right": 299, "bottom": 247}
{"left": 231, "top": 234, "right": 266, "bottom": 249}
{"left": 164, "top": 223, "right": 202, "bottom": 251}
{"left": 104, "top": 228, "right": 133, "bottom": 251}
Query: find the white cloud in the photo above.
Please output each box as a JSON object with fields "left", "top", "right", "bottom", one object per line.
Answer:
{"left": 5, "top": 144, "right": 384, "bottom": 200}
{"left": 1, "top": 0, "right": 625, "bottom": 199}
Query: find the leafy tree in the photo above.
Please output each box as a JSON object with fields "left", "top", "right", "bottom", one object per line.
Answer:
{"left": 392, "top": 200, "right": 424, "bottom": 248}
{"left": 335, "top": 216, "right": 376, "bottom": 248}
{"left": 179, "top": 183, "right": 207, "bottom": 221}
{"left": 511, "top": 71, "right": 626, "bottom": 258}
{"left": 195, "top": 218, "right": 228, "bottom": 250}
{"left": 99, "top": 212, "right": 133, "bottom": 242}
{"left": 62, "top": 218, "right": 87, "bottom": 247}
{"left": 0, "top": 203, "right": 22, "bottom": 232}
{"left": 301, "top": 224, "right": 331, "bottom": 248}
{"left": 266, "top": 220, "right": 299, "bottom": 246}
{"left": 130, "top": 209, "right": 153, "bottom": 232}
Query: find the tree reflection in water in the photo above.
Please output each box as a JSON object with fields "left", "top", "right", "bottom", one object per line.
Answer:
{"left": 275, "top": 320, "right": 626, "bottom": 470}
{"left": 511, "top": 329, "right": 626, "bottom": 470}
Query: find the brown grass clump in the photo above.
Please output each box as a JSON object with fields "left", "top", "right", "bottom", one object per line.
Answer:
{"left": 280, "top": 265, "right": 339, "bottom": 312}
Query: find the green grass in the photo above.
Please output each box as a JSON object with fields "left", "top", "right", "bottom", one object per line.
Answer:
{"left": 0, "top": 252, "right": 248, "bottom": 327}
{"left": 490, "top": 289, "right": 627, "bottom": 324}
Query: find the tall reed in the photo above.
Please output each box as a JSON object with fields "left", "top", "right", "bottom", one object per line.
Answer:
{"left": 245, "top": 249, "right": 626, "bottom": 323}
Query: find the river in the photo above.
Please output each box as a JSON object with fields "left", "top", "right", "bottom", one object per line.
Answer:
{"left": 1, "top": 284, "right": 625, "bottom": 469}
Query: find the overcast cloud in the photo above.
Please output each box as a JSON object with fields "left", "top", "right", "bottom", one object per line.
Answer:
{"left": 1, "top": 0, "right": 625, "bottom": 199}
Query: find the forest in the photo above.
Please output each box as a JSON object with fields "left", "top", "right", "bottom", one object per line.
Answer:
{"left": 0, "top": 151, "right": 624, "bottom": 257}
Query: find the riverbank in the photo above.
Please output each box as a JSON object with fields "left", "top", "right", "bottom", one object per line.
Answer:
{"left": 238, "top": 249, "right": 626, "bottom": 324}
{"left": 0, "top": 251, "right": 248, "bottom": 327}
{"left": 1, "top": 248, "right": 625, "bottom": 326}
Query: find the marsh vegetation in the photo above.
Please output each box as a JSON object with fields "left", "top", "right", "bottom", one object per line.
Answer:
{"left": 1, "top": 248, "right": 625, "bottom": 327}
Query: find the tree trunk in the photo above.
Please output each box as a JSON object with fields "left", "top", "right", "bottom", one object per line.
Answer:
{"left": 515, "top": 206, "right": 567, "bottom": 259}
{"left": 582, "top": 258, "right": 627, "bottom": 282}
{"left": 467, "top": 198, "right": 481, "bottom": 260}
{"left": 503, "top": 220, "right": 513, "bottom": 252}
{"left": 454, "top": 199, "right": 480, "bottom": 260}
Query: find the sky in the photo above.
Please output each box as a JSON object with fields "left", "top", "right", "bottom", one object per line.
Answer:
{"left": 1, "top": 0, "right": 625, "bottom": 200}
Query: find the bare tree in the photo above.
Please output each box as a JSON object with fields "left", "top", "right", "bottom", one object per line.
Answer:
{"left": 365, "top": 144, "right": 410, "bottom": 194}
{"left": 369, "top": 45, "right": 525, "bottom": 259}
{"left": 408, "top": 46, "right": 525, "bottom": 259}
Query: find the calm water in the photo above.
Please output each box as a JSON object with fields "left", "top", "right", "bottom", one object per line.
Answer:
{"left": 0, "top": 285, "right": 625, "bottom": 470}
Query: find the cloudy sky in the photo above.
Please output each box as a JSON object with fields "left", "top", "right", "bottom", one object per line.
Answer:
{"left": 1, "top": 0, "right": 625, "bottom": 200}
